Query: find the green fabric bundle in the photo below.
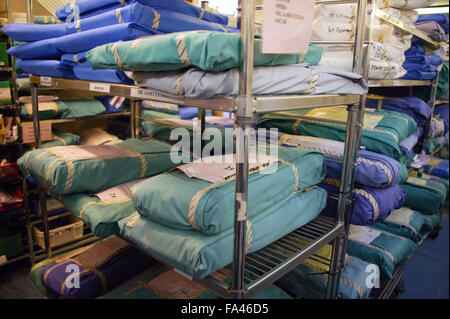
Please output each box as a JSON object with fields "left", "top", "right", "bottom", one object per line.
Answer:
{"left": 99, "top": 264, "right": 292, "bottom": 299}
{"left": 257, "top": 107, "right": 417, "bottom": 161}
{"left": 420, "top": 213, "right": 441, "bottom": 234}
{"left": 372, "top": 207, "right": 424, "bottom": 243}
{"left": 131, "top": 146, "right": 325, "bottom": 234}
{"left": 400, "top": 173, "right": 447, "bottom": 215}
{"left": 20, "top": 100, "right": 107, "bottom": 120}
{"left": 86, "top": 31, "right": 323, "bottom": 72}
{"left": 347, "top": 225, "right": 417, "bottom": 279}
{"left": 0, "top": 41, "right": 9, "bottom": 67}
{"left": 60, "top": 179, "right": 140, "bottom": 238}
{"left": 18, "top": 138, "right": 181, "bottom": 195}
{"left": 120, "top": 187, "right": 327, "bottom": 279}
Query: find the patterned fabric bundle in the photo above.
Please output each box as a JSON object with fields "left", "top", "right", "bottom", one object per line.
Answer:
{"left": 132, "top": 63, "right": 369, "bottom": 99}
{"left": 400, "top": 171, "right": 447, "bottom": 215}
{"left": 131, "top": 147, "right": 325, "bottom": 234}
{"left": 347, "top": 225, "right": 417, "bottom": 279}
{"left": 17, "top": 139, "right": 180, "bottom": 195}
{"left": 99, "top": 265, "right": 291, "bottom": 299}
{"left": 276, "top": 245, "right": 377, "bottom": 299}
{"left": 86, "top": 31, "right": 311, "bottom": 73}
{"left": 423, "top": 156, "right": 449, "bottom": 179}
{"left": 372, "top": 207, "right": 424, "bottom": 243}
{"left": 37, "top": 236, "right": 157, "bottom": 299}
{"left": 120, "top": 187, "right": 327, "bottom": 279}
{"left": 3, "top": 2, "right": 237, "bottom": 43}
{"left": 20, "top": 99, "right": 106, "bottom": 120}
{"left": 365, "top": 96, "right": 432, "bottom": 127}
{"left": 319, "top": 178, "right": 406, "bottom": 226}
{"left": 8, "top": 23, "right": 158, "bottom": 59}
{"left": 59, "top": 179, "right": 141, "bottom": 238}
{"left": 277, "top": 134, "right": 406, "bottom": 188}
{"left": 257, "top": 107, "right": 417, "bottom": 161}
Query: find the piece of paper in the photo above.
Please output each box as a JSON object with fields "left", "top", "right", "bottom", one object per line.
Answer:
{"left": 177, "top": 154, "right": 278, "bottom": 183}
{"left": 262, "top": 0, "right": 315, "bottom": 54}
{"left": 407, "top": 177, "right": 428, "bottom": 186}
{"left": 280, "top": 135, "right": 345, "bottom": 155}
{"left": 306, "top": 107, "right": 384, "bottom": 130}
{"left": 50, "top": 145, "right": 134, "bottom": 160}
{"left": 349, "top": 225, "right": 381, "bottom": 244}
{"left": 386, "top": 207, "right": 414, "bottom": 226}
{"left": 94, "top": 179, "right": 143, "bottom": 202}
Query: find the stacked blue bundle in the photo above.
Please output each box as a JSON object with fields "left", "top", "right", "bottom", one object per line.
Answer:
{"left": 402, "top": 43, "right": 444, "bottom": 80}
{"left": 4, "top": 1, "right": 237, "bottom": 84}
{"left": 416, "top": 14, "right": 449, "bottom": 34}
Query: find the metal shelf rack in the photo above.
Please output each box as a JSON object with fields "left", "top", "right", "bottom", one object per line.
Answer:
{"left": 25, "top": 0, "right": 368, "bottom": 299}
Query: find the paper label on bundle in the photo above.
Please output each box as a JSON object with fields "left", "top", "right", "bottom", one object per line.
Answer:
{"left": 0, "top": 87, "right": 11, "bottom": 100}
{"left": 24, "top": 101, "right": 58, "bottom": 115}
{"left": 49, "top": 145, "right": 135, "bottom": 160}
{"left": 349, "top": 225, "right": 381, "bottom": 244}
{"left": 262, "top": 0, "right": 315, "bottom": 53}
{"left": 94, "top": 179, "right": 143, "bottom": 202}
{"left": 306, "top": 107, "right": 383, "bottom": 129}
{"left": 280, "top": 135, "right": 345, "bottom": 156}
{"left": 178, "top": 154, "right": 278, "bottom": 183}
{"left": 386, "top": 207, "right": 414, "bottom": 226}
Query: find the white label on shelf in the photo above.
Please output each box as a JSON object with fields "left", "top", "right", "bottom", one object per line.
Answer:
{"left": 262, "top": 0, "right": 315, "bottom": 54}
{"left": 89, "top": 83, "right": 110, "bottom": 93}
{"left": 393, "top": 80, "right": 400, "bottom": 86}
{"left": 40, "top": 77, "right": 52, "bottom": 86}
{"left": 130, "top": 88, "right": 167, "bottom": 99}
{"left": 349, "top": 225, "right": 381, "bottom": 244}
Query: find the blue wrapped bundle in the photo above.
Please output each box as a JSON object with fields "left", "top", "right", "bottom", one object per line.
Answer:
{"left": 94, "top": 96, "right": 126, "bottom": 113}
{"left": 40, "top": 236, "right": 157, "bottom": 299}
{"left": 7, "top": 23, "right": 158, "bottom": 59}
{"left": 57, "top": 0, "right": 230, "bottom": 26}
{"left": 423, "top": 156, "right": 449, "bottom": 179}
{"left": 320, "top": 179, "right": 406, "bottom": 226}
{"left": 347, "top": 225, "right": 417, "bottom": 279}
{"left": 372, "top": 207, "right": 424, "bottom": 243}
{"left": 4, "top": 3, "right": 237, "bottom": 43}
{"left": 120, "top": 187, "right": 327, "bottom": 279}
{"left": 277, "top": 134, "right": 405, "bottom": 188}
{"left": 399, "top": 127, "right": 422, "bottom": 158}
{"left": 433, "top": 104, "right": 449, "bottom": 134}
{"left": 16, "top": 59, "right": 75, "bottom": 79}
{"left": 416, "top": 13, "right": 449, "bottom": 34}
{"left": 402, "top": 43, "right": 444, "bottom": 80}
{"left": 366, "top": 96, "right": 432, "bottom": 126}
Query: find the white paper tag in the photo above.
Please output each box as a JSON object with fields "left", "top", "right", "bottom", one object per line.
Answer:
{"left": 280, "top": 135, "right": 345, "bottom": 155}
{"left": 386, "top": 207, "right": 414, "bottom": 226}
{"left": 177, "top": 154, "right": 278, "bottom": 183}
{"left": 407, "top": 177, "right": 427, "bottom": 186}
{"left": 349, "top": 225, "right": 381, "bottom": 244}
{"left": 94, "top": 179, "right": 143, "bottom": 202}
{"left": 262, "top": 0, "right": 315, "bottom": 54}
{"left": 49, "top": 145, "right": 134, "bottom": 160}
{"left": 89, "top": 83, "right": 110, "bottom": 93}
{"left": 40, "top": 77, "right": 52, "bottom": 86}
{"left": 131, "top": 88, "right": 167, "bottom": 99}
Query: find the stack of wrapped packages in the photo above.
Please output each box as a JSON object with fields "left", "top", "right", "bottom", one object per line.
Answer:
{"left": 315, "top": 1, "right": 420, "bottom": 79}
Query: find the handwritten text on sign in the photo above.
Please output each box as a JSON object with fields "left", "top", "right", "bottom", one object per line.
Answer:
{"left": 262, "top": 0, "right": 315, "bottom": 54}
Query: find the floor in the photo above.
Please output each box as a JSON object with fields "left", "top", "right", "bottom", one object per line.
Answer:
{"left": 0, "top": 207, "right": 448, "bottom": 299}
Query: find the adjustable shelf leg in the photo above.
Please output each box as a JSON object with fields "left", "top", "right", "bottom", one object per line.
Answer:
{"left": 130, "top": 99, "right": 140, "bottom": 139}
{"left": 326, "top": 103, "right": 360, "bottom": 298}
{"left": 39, "top": 189, "right": 52, "bottom": 258}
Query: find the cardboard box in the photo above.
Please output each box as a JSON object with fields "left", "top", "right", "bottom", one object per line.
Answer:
{"left": 21, "top": 122, "right": 52, "bottom": 144}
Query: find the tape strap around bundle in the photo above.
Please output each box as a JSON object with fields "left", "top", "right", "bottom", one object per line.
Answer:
{"left": 341, "top": 277, "right": 363, "bottom": 298}
{"left": 188, "top": 159, "right": 299, "bottom": 230}
{"left": 174, "top": 72, "right": 184, "bottom": 97}
{"left": 44, "top": 149, "right": 75, "bottom": 194}
{"left": 24, "top": 101, "right": 59, "bottom": 117}
{"left": 118, "top": 0, "right": 127, "bottom": 6}
{"left": 303, "top": 70, "right": 319, "bottom": 94}
{"left": 175, "top": 34, "right": 192, "bottom": 66}
{"left": 60, "top": 260, "right": 108, "bottom": 295}
{"left": 111, "top": 43, "right": 127, "bottom": 70}
{"left": 114, "top": 144, "right": 147, "bottom": 178}
{"left": 199, "top": 8, "right": 205, "bottom": 20}
{"left": 354, "top": 189, "right": 380, "bottom": 220}
{"left": 45, "top": 158, "right": 63, "bottom": 184}
{"left": 214, "top": 23, "right": 228, "bottom": 33}
{"left": 150, "top": 8, "right": 161, "bottom": 30}
{"left": 75, "top": 19, "right": 81, "bottom": 32}
{"left": 357, "top": 158, "right": 392, "bottom": 185}
{"left": 52, "top": 134, "right": 68, "bottom": 146}
{"left": 115, "top": 8, "right": 124, "bottom": 24}
{"left": 73, "top": 54, "right": 83, "bottom": 66}
{"left": 126, "top": 212, "right": 141, "bottom": 228}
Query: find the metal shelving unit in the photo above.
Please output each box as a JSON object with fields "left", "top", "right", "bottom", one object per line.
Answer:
{"left": 25, "top": 0, "right": 368, "bottom": 299}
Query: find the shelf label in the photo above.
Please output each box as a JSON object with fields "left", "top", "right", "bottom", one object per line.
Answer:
{"left": 262, "top": 0, "right": 315, "bottom": 54}
{"left": 40, "top": 77, "right": 52, "bottom": 87}
{"left": 393, "top": 80, "right": 400, "bottom": 86}
{"left": 130, "top": 88, "right": 167, "bottom": 99}
{"left": 89, "top": 83, "right": 110, "bottom": 93}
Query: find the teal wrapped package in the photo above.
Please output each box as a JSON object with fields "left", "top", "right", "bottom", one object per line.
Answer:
{"left": 87, "top": 31, "right": 322, "bottom": 72}
{"left": 20, "top": 99, "right": 106, "bottom": 120}
{"left": 59, "top": 179, "right": 141, "bottom": 238}
{"left": 18, "top": 139, "right": 180, "bottom": 195}
{"left": 120, "top": 187, "right": 327, "bottom": 279}
{"left": 421, "top": 213, "right": 441, "bottom": 234}
{"left": 347, "top": 225, "right": 417, "bottom": 279}
{"left": 131, "top": 147, "right": 326, "bottom": 234}
{"left": 257, "top": 107, "right": 417, "bottom": 161}
{"left": 372, "top": 207, "right": 424, "bottom": 243}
